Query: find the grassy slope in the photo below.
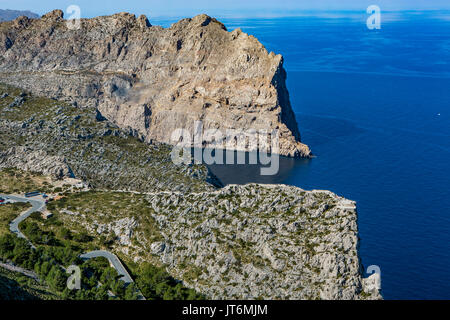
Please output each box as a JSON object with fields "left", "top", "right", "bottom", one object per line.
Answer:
{"left": 0, "top": 201, "right": 31, "bottom": 235}
{"left": 0, "top": 201, "right": 59, "bottom": 300}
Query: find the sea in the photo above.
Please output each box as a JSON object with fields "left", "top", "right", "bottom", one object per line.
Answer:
{"left": 152, "top": 11, "right": 450, "bottom": 300}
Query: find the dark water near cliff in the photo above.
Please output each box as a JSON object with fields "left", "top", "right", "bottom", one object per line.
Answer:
{"left": 154, "top": 12, "right": 450, "bottom": 299}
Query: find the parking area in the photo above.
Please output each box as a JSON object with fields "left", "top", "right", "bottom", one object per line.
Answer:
{"left": 0, "top": 196, "right": 17, "bottom": 205}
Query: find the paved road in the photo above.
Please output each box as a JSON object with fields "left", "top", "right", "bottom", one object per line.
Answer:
{"left": 0, "top": 194, "right": 45, "bottom": 243}
{"left": 1, "top": 193, "right": 141, "bottom": 296}
{"left": 80, "top": 250, "right": 134, "bottom": 284}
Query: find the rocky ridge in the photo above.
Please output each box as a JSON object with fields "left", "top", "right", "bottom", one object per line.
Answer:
{"left": 0, "top": 10, "right": 311, "bottom": 158}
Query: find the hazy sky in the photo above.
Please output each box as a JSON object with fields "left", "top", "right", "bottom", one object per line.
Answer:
{"left": 2, "top": 0, "right": 450, "bottom": 18}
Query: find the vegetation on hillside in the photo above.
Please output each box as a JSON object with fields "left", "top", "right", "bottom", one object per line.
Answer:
{"left": 0, "top": 83, "right": 219, "bottom": 193}
{"left": 0, "top": 169, "right": 205, "bottom": 300}
{"left": 0, "top": 202, "right": 31, "bottom": 235}
{"left": 0, "top": 168, "right": 54, "bottom": 195}
{"left": 0, "top": 267, "right": 57, "bottom": 300}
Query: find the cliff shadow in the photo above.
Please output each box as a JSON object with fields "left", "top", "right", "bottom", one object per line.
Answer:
{"left": 203, "top": 149, "right": 312, "bottom": 186}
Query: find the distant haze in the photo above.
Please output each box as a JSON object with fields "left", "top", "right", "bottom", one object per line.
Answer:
{"left": 1, "top": 0, "right": 450, "bottom": 19}
{"left": 0, "top": 9, "right": 39, "bottom": 22}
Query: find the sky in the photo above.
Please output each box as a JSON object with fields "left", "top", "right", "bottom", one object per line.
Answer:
{"left": 1, "top": 0, "right": 450, "bottom": 18}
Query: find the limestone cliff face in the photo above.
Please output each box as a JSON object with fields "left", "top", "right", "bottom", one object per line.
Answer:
{"left": 65, "top": 184, "right": 382, "bottom": 300}
{"left": 0, "top": 10, "right": 311, "bottom": 157}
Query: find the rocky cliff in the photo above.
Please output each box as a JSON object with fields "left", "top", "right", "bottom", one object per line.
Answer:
{"left": 55, "top": 184, "right": 382, "bottom": 300}
{"left": 0, "top": 10, "right": 311, "bottom": 157}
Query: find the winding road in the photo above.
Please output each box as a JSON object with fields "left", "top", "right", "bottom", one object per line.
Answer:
{"left": 1, "top": 193, "right": 137, "bottom": 289}
{"left": 2, "top": 194, "right": 45, "bottom": 244}
{"left": 80, "top": 250, "right": 133, "bottom": 284}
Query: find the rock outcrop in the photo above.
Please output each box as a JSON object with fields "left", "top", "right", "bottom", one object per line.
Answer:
{"left": 143, "top": 185, "right": 381, "bottom": 299}
{"left": 0, "top": 10, "right": 311, "bottom": 157}
{"left": 0, "top": 146, "right": 72, "bottom": 179}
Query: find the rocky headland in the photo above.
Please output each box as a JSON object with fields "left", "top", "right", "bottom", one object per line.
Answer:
{"left": 0, "top": 10, "right": 311, "bottom": 157}
{"left": 0, "top": 11, "right": 381, "bottom": 300}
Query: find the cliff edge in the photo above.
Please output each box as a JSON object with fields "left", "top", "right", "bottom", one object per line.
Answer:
{"left": 0, "top": 10, "right": 311, "bottom": 157}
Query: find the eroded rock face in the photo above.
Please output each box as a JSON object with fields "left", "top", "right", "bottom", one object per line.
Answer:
{"left": 95, "top": 217, "right": 139, "bottom": 246}
{"left": 0, "top": 146, "right": 73, "bottom": 179}
{"left": 0, "top": 10, "right": 311, "bottom": 157}
{"left": 141, "top": 185, "right": 381, "bottom": 300}
{"left": 58, "top": 183, "right": 382, "bottom": 300}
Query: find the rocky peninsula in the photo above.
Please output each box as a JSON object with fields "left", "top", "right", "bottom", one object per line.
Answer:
{"left": 0, "top": 11, "right": 381, "bottom": 300}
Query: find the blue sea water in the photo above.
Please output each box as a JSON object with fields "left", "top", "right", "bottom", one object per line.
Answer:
{"left": 153, "top": 11, "right": 450, "bottom": 299}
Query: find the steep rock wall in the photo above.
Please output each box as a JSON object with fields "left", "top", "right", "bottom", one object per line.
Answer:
{"left": 0, "top": 10, "right": 311, "bottom": 157}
